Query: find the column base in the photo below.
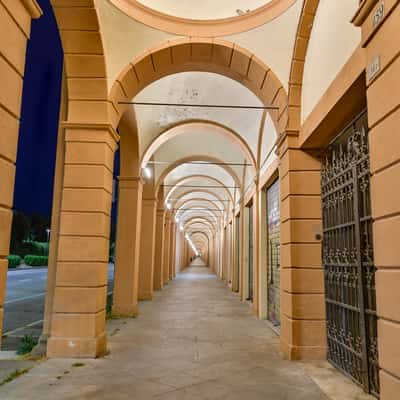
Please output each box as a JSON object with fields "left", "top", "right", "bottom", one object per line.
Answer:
{"left": 153, "top": 283, "right": 163, "bottom": 291}
{"left": 31, "top": 333, "right": 49, "bottom": 357}
{"left": 111, "top": 303, "right": 138, "bottom": 318}
{"left": 138, "top": 292, "right": 153, "bottom": 301}
{"left": 47, "top": 332, "right": 107, "bottom": 358}
{"left": 280, "top": 338, "right": 326, "bottom": 360}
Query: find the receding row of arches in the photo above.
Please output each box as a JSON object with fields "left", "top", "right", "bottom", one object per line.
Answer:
{"left": 2, "top": 2, "right": 393, "bottom": 398}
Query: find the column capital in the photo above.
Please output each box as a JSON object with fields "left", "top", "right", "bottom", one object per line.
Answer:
{"left": 63, "top": 122, "right": 119, "bottom": 152}
{"left": 118, "top": 176, "right": 144, "bottom": 189}
{"left": 142, "top": 198, "right": 158, "bottom": 207}
{"left": 62, "top": 122, "right": 120, "bottom": 142}
{"left": 22, "top": 0, "right": 42, "bottom": 19}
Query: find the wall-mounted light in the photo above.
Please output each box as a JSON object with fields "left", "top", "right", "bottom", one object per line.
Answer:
{"left": 175, "top": 216, "right": 180, "bottom": 223}
{"left": 166, "top": 202, "right": 172, "bottom": 210}
{"left": 143, "top": 166, "right": 152, "bottom": 179}
{"left": 179, "top": 225, "right": 183, "bottom": 231}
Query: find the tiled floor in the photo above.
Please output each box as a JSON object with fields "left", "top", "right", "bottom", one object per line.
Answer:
{"left": 0, "top": 263, "right": 373, "bottom": 399}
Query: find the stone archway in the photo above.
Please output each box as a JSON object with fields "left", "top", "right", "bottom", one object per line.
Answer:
{"left": 46, "top": 1, "right": 119, "bottom": 358}
{"left": 140, "top": 120, "right": 257, "bottom": 170}
{"left": 0, "top": 0, "right": 117, "bottom": 358}
{"left": 109, "top": 38, "right": 288, "bottom": 135}
{"left": 154, "top": 155, "right": 242, "bottom": 197}
{"left": 164, "top": 174, "right": 235, "bottom": 203}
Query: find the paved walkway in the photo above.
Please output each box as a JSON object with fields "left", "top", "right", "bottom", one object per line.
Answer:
{"left": 0, "top": 262, "right": 372, "bottom": 399}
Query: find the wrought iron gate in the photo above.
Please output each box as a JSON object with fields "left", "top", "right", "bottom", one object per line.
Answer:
{"left": 321, "top": 111, "right": 379, "bottom": 397}
{"left": 267, "top": 180, "right": 280, "bottom": 327}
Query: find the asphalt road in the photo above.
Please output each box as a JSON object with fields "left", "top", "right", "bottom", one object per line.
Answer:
{"left": 2, "top": 264, "right": 115, "bottom": 341}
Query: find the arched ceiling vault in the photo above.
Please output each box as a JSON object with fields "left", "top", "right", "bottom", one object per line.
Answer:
{"left": 165, "top": 175, "right": 235, "bottom": 204}
{"left": 175, "top": 199, "right": 223, "bottom": 222}
{"left": 171, "top": 189, "right": 228, "bottom": 212}
{"left": 179, "top": 212, "right": 219, "bottom": 229}
{"left": 109, "top": 0, "right": 297, "bottom": 36}
{"left": 154, "top": 155, "right": 241, "bottom": 195}
{"left": 183, "top": 218, "right": 216, "bottom": 233}
{"left": 175, "top": 198, "right": 225, "bottom": 214}
{"left": 106, "top": 34, "right": 292, "bottom": 241}
{"left": 182, "top": 215, "right": 217, "bottom": 230}
{"left": 140, "top": 120, "right": 256, "bottom": 170}
{"left": 171, "top": 190, "right": 229, "bottom": 229}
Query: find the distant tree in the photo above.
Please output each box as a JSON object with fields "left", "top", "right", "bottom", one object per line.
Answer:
{"left": 11, "top": 211, "right": 31, "bottom": 244}
{"left": 30, "top": 214, "right": 50, "bottom": 242}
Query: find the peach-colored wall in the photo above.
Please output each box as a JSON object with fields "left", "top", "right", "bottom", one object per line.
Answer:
{"left": 301, "top": 0, "right": 361, "bottom": 122}
{"left": 354, "top": 1, "right": 400, "bottom": 398}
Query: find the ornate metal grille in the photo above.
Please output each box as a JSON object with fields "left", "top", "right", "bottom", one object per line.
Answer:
{"left": 267, "top": 179, "right": 280, "bottom": 327}
{"left": 321, "top": 110, "right": 379, "bottom": 397}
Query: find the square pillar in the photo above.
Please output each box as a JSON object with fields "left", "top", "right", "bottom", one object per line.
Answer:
{"left": 169, "top": 222, "right": 176, "bottom": 280}
{"left": 47, "top": 123, "right": 118, "bottom": 358}
{"left": 138, "top": 198, "right": 157, "bottom": 300}
{"left": 163, "top": 213, "right": 171, "bottom": 285}
{"left": 279, "top": 145, "right": 325, "bottom": 360}
{"left": 252, "top": 192, "right": 260, "bottom": 316}
{"left": 0, "top": 0, "right": 41, "bottom": 346}
{"left": 112, "top": 177, "right": 143, "bottom": 317}
{"left": 153, "top": 208, "right": 165, "bottom": 290}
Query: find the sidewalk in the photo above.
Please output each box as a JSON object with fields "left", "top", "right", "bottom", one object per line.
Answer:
{"left": 0, "top": 264, "right": 373, "bottom": 399}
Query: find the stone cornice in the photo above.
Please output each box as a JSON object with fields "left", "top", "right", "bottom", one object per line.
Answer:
{"left": 118, "top": 176, "right": 144, "bottom": 184}
{"left": 21, "top": 0, "right": 42, "bottom": 19}
{"left": 62, "top": 122, "right": 120, "bottom": 143}
{"left": 352, "top": 0, "right": 379, "bottom": 26}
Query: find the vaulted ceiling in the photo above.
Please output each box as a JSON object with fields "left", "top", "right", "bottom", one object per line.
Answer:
{"left": 97, "top": 0, "right": 304, "bottom": 250}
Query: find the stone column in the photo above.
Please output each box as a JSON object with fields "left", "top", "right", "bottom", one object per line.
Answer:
{"left": 112, "top": 176, "right": 143, "bottom": 317}
{"left": 171, "top": 223, "right": 177, "bottom": 278}
{"left": 177, "top": 230, "right": 183, "bottom": 272}
{"left": 163, "top": 213, "right": 171, "bottom": 284}
{"left": 231, "top": 218, "right": 237, "bottom": 291}
{"left": 153, "top": 208, "right": 165, "bottom": 290}
{"left": 257, "top": 188, "right": 268, "bottom": 319}
{"left": 353, "top": 3, "right": 400, "bottom": 397}
{"left": 252, "top": 192, "right": 260, "bottom": 316}
{"left": 47, "top": 123, "right": 118, "bottom": 358}
{"left": 0, "top": 0, "right": 42, "bottom": 346}
{"left": 241, "top": 208, "right": 250, "bottom": 301}
{"left": 279, "top": 143, "right": 325, "bottom": 360}
{"left": 221, "top": 228, "right": 227, "bottom": 281}
{"left": 138, "top": 197, "right": 157, "bottom": 300}
{"left": 183, "top": 238, "right": 189, "bottom": 268}
{"left": 168, "top": 222, "right": 176, "bottom": 280}
{"left": 238, "top": 203, "right": 245, "bottom": 299}
{"left": 34, "top": 74, "right": 67, "bottom": 354}
{"left": 208, "top": 234, "right": 214, "bottom": 271}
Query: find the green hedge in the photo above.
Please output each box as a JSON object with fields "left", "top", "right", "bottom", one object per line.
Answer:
{"left": 11, "top": 241, "right": 49, "bottom": 258}
{"left": 24, "top": 255, "right": 48, "bottom": 267}
{"left": 7, "top": 255, "right": 22, "bottom": 268}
